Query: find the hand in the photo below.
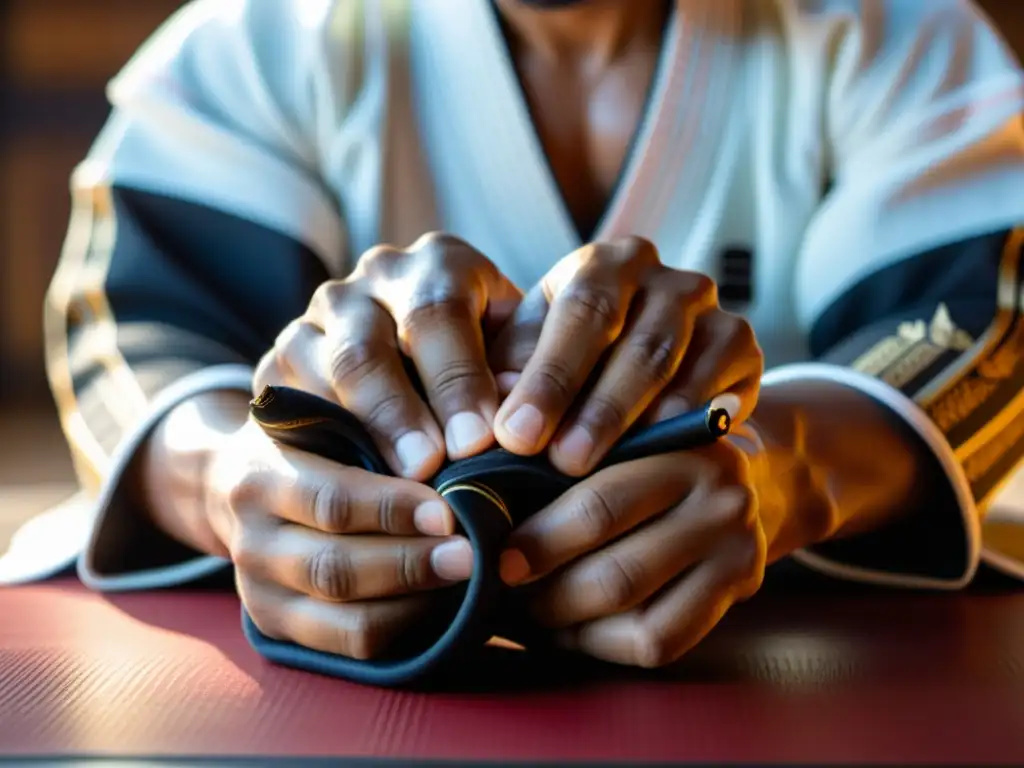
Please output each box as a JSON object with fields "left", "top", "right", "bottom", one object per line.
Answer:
{"left": 501, "top": 439, "right": 768, "bottom": 668}
{"left": 253, "top": 232, "right": 522, "bottom": 480}
{"left": 204, "top": 418, "right": 476, "bottom": 660}
{"left": 489, "top": 237, "right": 763, "bottom": 475}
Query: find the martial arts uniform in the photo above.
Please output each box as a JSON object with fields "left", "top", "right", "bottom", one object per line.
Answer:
{"left": 5, "top": 0, "right": 1024, "bottom": 592}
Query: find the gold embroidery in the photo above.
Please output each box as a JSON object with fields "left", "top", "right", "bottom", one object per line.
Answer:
{"left": 852, "top": 303, "right": 974, "bottom": 389}
{"left": 914, "top": 228, "right": 1024, "bottom": 407}
{"left": 45, "top": 179, "right": 164, "bottom": 492}
{"left": 963, "top": 407, "right": 1024, "bottom": 487}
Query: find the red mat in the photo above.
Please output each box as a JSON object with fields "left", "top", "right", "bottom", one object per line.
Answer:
{"left": 3, "top": 575, "right": 1024, "bottom": 763}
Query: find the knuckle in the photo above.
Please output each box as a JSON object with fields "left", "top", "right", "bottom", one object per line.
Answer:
{"left": 375, "top": 491, "right": 402, "bottom": 535}
{"left": 229, "top": 528, "right": 263, "bottom": 573}
{"left": 558, "top": 282, "right": 623, "bottom": 335}
{"left": 309, "top": 481, "right": 350, "bottom": 533}
{"left": 717, "top": 484, "right": 758, "bottom": 531}
{"left": 306, "top": 545, "right": 354, "bottom": 601}
{"left": 362, "top": 392, "right": 409, "bottom": 434}
{"left": 591, "top": 554, "right": 645, "bottom": 612}
{"left": 393, "top": 547, "right": 432, "bottom": 592}
{"left": 357, "top": 244, "right": 403, "bottom": 278}
{"left": 531, "top": 360, "right": 577, "bottom": 406}
{"left": 675, "top": 271, "right": 718, "bottom": 305}
{"left": 402, "top": 296, "right": 475, "bottom": 337}
{"left": 633, "top": 626, "right": 675, "bottom": 669}
{"left": 328, "top": 339, "right": 385, "bottom": 386}
{"left": 570, "top": 485, "right": 621, "bottom": 543}
{"left": 413, "top": 230, "right": 469, "bottom": 255}
{"left": 714, "top": 311, "right": 758, "bottom": 349}
{"left": 243, "top": 592, "right": 285, "bottom": 641}
{"left": 309, "top": 279, "right": 350, "bottom": 314}
{"left": 223, "top": 463, "right": 266, "bottom": 513}
{"left": 429, "top": 359, "right": 490, "bottom": 401}
{"left": 577, "top": 394, "right": 630, "bottom": 441}
{"left": 625, "top": 331, "right": 682, "bottom": 386}
{"left": 613, "top": 235, "right": 660, "bottom": 267}
{"left": 345, "top": 607, "right": 385, "bottom": 661}
{"left": 408, "top": 233, "right": 495, "bottom": 284}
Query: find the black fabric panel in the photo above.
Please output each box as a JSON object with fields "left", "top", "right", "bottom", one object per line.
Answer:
{"left": 106, "top": 187, "right": 332, "bottom": 363}
{"left": 804, "top": 229, "right": 1024, "bottom": 580}
{"left": 809, "top": 230, "right": 1007, "bottom": 358}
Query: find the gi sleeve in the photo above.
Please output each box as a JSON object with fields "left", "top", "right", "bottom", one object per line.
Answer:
{"left": 36, "top": 0, "right": 347, "bottom": 591}
{"left": 774, "top": 0, "right": 1024, "bottom": 588}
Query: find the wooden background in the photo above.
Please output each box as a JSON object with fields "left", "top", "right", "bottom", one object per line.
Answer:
{"left": 0, "top": 0, "right": 1022, "bottom": 406}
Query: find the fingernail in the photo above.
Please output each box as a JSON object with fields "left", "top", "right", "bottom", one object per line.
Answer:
{"left": 502, "top": 404, "right": 545, "bottom": 446}
{"left": 499, "top": 548, "right": 531, "bottom": 586}
{"left": 711, "top": 392, "right": 741, "bottom": 419}
{"left": 557, "top": 426, "right": 595, "bottom": 471}
{"left": 413, "top": 500, "right": 454, "bottom": 536}
{"left": 657, "top": 396, "right": 692, "bottom": 422}
{"left": 445, "top": 411, "right": 492, "bottom": 457}
{"left": 395, "top": 431, "right": 438, "bottom": 476}
{"left": 430, "top": 538, "right": 474, "bottom": 581}
{"left": 495, "top": 371, "right": 521, "bottom": 395}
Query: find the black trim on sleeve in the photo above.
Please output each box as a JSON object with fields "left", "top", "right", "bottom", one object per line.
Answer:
{"left": 812, "top": 228, "right": 1024, "bottom": 507}
{"left": 805, "top": 229, "right": 1024, "bottom": 579}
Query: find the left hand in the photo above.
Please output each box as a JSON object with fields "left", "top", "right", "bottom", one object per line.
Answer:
{"left": 488, "top": 237, "right": 764, "bottom": 476}
{"left": 501, "top": 438, "right": 769, "bottom": 668}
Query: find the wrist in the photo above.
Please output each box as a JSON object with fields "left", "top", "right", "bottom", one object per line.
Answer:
{"left": 140, "top": 389, "right": 252, "bottom": 557}
{"left": 732, "top": 415, "right": 836, "bottom": 564}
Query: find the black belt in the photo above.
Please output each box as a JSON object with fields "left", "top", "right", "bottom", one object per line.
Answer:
{"left": 243, "top": 385, "right": 732, "bottom": 687}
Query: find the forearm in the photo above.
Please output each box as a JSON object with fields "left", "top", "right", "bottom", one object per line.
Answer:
{"left": 748, "top": 379, "right": 922, "bottom": 563}
{"left": 136, "top": 390, "right": 253, "bottom": 559}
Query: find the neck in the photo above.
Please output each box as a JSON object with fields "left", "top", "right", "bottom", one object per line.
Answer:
{"left": 495, "top": 0, "right": 671, "bottom": 67}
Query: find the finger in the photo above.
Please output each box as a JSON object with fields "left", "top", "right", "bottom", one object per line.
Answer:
{"left": 252, "top": 349, "right": 287, "bottom": 397}
{"left": 239, "top": 576, "right": 435, "bottom": 661}
{"left": 399, "top": 297, "right": 498, "bottom": 459}
{"left": 494, "top": 238, "right": 659, "bottom": 455}
{"left": 363, "top": 234, "right": 523, "bottom": 460}
{"left": 240, "top": 448, "right": 457, "bottom": 536}
{"left": 255, "top": 318, "right": 336, "bottom": 401}
{"left": 500, "top": 452, "right": 697, "bottom": 586}
{"left": 564, "top": 557, "right": 736, "bottom": 668}
{"left": 530, "top": 484, "right": 752, "bottom": 628}
{"left": 646, "top": 310, "right": 763, "bottom": 425}
{"left": 487, "top": 286, "right": 550, "bottom": 378}
{"left": 548, "top": 271, "right": 715, "bottom": 475}
{"left": 234, "top": 523, "right": 473, "bottom": 601}
{"left": 308, "top": 283, "right": 445, "bottom": 480}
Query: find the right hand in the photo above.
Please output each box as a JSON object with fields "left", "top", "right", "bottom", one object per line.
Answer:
{"left": 220, "top": 233, "right": 520, "bottom": 659}
{"left": 253, "top": 232, "right": 523, "bottom": 480}
{"left": 206, "top": 417, "right": 478, "bottom": 660}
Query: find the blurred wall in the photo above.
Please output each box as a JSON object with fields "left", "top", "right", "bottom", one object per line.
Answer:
{"left": 0, "top": 0, "right": 1021, "bottom": 407}
{"left": 0, "top": 0, "right": 182, "bottom": 403}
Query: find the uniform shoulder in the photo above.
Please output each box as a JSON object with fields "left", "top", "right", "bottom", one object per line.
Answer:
{"left": 105, "top": 0, "right": 356, "bottom": 160}
{"left": 111, "top": 0, "right": 340, "bottom": 95}
{"left": 786, "top": 0, "right": 989, "bottom": 28}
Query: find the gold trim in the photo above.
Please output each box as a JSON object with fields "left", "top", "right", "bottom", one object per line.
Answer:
{"left": 437, "top": 480, "right": 513, "bottom": 526}
{"left": 923, "top": 230, "right": 1024, "bottom": 461}
{"left": 44, "top": 181, "right": 151, "bottom": 491}
{"left": 915, "top": 228, "right": 1024, "bottom": 409}
{"left": 254, "top": 417, "right": 331, "bottom": 430}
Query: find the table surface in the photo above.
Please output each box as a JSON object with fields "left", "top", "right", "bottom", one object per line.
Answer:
{"left": 3, "top": 570, "right": 1024, "bottom": 765}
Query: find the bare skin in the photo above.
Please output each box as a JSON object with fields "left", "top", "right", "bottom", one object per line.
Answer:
{"left": 138, "top": 1, "right": 919, "bottom": 667}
